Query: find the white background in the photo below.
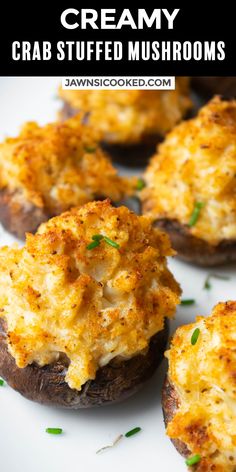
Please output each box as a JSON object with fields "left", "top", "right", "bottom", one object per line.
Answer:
{"left": 0, "top": 78, "right": 235, "bottom": 472}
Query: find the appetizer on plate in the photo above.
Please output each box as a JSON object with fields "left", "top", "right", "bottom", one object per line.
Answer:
{"left": 0, "top": 199, "right": 181, "bottom": 408}
{"left": 141, "top": 96, "right": 236, "bottom": 266}
{"left": 192, "top": 77, "right": 236, "bottom": 99}
{"left": 162, "top": 300, "right": 236, "bottom": 472}
{"left": 59, "top": 79, "right": 191, "bottom": 165}
{"left": 0, "top": 115, "right": 133, "bottom": 239}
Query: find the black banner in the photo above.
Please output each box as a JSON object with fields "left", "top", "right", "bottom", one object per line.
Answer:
{"left": 0, "top": 2, "right": 234, "bottom": 76}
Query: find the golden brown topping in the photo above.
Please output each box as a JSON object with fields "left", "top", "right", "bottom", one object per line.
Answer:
{"left": 166, "top": 301, "right": 236, "bottom": 471}
{"left": 0, "top": 115, "right": 132, "bottom": 214}
{"left": 0, "top": 200, "right": 180, "bottom": 390}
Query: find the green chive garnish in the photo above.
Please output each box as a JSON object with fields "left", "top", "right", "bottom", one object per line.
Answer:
{"left": 185, "top": 454, "right": 201, "bottom": 466}
{"left": 191, "top": 328, "right": 200, "bottom": 346}
{"left": 125, "top": 427, "right": 141, "bottom": 438}
{"left": 87, "top": 240, "right": 100, "bottom": 250}
{"left": 181, "top": 299, "right": 195, "bottom": 306}
{"left": 46, "top": 428, "right": 63, "bottom": 435}
{"left": 0, "top": 379, "right": 4, "bottom": 386}
{"left": 204, "top": 273, "right": 230, "bottom": 290}
{"left": 84, "top": 146, "right": 96, "bottom": 153}
{"left": 204, "top": 277, "right": 211, "bottom": 290}
{"left": 188, "top": 202, "right": 204, "bottom": 227}
{"left": 92, "top": 234, "right": 104, "bottom": 241}
{"left": 136, "top": 178, "right": 146, "bottom": 191}
{"left": 103, "top": 236, "right": 120, "bottom": 249}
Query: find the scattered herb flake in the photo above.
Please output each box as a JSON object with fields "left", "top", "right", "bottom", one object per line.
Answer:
{"left": 191, "top": 328, "right": 200, "bottom": 346}
{"left": 188, "top": 202, "right": 205, "bottom": 227}
{"left": 125, "top": 427, "right": 142, "bottom": 438}
{"left": 0, "top": 379, "right": 4, "bottom": 386}
{"left": 185, "top": 454, "right": 201, "bottom": 466}
{"left": 96, "top": 427, "right": 142, "bottom": 454}
{"left": 46, "top": 428, "right": 63, "bottom": 435}
{"left": 103, "top": 236, "right": 120, "bottom": 249}
{"left": 96, "top": 434, "right": 123, "bottom": 454}
{"left": 136, "top": 178, "right": 146, "bottom": 191}
{"left": 181, "top": 299, "right": 195, "bottom": 306}
{"left": 84, "top": 146, "right": 96, "bottom": 153}
{"left": 87, "top": 240, "right": 100, "bottom": 250}
{"left": 204, "top": 273, "right": 230, "bottom": 290}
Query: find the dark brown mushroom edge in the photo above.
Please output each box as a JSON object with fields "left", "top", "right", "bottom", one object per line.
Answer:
{"left": 0, "top": 115, "right": 134, "bottom": 239}
{"left": 192, "top": 77, "right": 236, "bottom": 99}
{"left": 162, "top": 301, "right": 236, "bottom": 471}
{"left": 0, "top": 200, "right": 181, "bottom": 408}
{"left": 58, "top": 79, "right": 192, "bottom": 167}
{"left": 141, "top": 96, "right": 236, "bottom": 267}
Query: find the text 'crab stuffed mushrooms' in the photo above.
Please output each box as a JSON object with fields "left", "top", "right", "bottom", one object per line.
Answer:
{"left": 0, "top": 115, "right": 133, "bottom": 239}
{"left": 162, "top": 301, "right": 236, "bottom": 472}
{"left": 141, "top": 97, "right": 236, "bottom": 266}
{"left": 59, "top": 79, "right": 191, "bottom": 165}
{"left": 0, "top": 200, "right": 181, "bottom": 408}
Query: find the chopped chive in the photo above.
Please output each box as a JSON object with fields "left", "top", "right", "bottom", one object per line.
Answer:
{"left": 185, "top": 454, "right": 201, "bottom": 466}
{"left": 188, "top": 202, "right": 205, "bottom": 227}
{"left": 46, "top": 428, "right": 63, "bottom": 435}
{"left": 84, "top": 146, "right": 96, "bottom": 153}
{"left": 96, "top": 434, "right": 123, "bottom": 454}
{"left": 204, "top": 273, "right": 230, "bottom": 290}
{"left": 191, "top": 328, "right": 200, "bottom": 346}
{"left": 103, "top": 236, "right": 120, "bottom": 249}
{"left": 136, "top": 178, "right": 146, "bottom": 191}
{"left": 87, "top": 240, "right": 100, "bottom": 250}
{"left": 181, "top": 299, "right": 195, "bottom": 306}
{"left": 125, "top": 427, "right": 142, "bottom": 438}
{"left": 92, "top": 234, "right": 104, "bottom": 241}
{"left": 204, "top": 276, "right": 211, "bottom": 290}
{"left": 0, "top": 379, "right": 4, "bottom": 386}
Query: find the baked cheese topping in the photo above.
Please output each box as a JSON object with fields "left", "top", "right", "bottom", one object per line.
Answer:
{"left": 0, "top": 115, "right": 132, "bottom": 213}
{"left": 59, "top": 78, "right": 191, "bottom": 144}
{"left": 0, "top": 200, "right": 180, "bottom": 391}
{"left": 142, "top": 97, "right": 236, "bottom": 245}
{"left": 166, "top": 301, "right": 236, "bottom": 472}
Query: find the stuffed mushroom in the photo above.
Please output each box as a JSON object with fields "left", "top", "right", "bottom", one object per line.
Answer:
{"left": 141, "top": 96, "right": 236, "bottom": 266}
{"left": 0, "top": 115, "right": 133, "bottom": 239}
{"left": 58, "top": 79, "right": 192, "bottom": 165}
{"left": 162, "top": 300, "right": 236, "bottom": 471}
{"left": 0, "top": 199, "right": 180, "bottom": 408}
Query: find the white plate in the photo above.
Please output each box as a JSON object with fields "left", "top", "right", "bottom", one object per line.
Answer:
{"left": 0, "top": 78, "right": 235, "bottom": 472}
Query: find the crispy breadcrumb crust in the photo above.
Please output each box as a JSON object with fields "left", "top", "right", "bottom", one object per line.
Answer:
{"left": 0, "top": 200, "right": 180, "bottom": 391}
{"left": 192, "top": 77, "right": 236, "bottom": 99}
{"left": 142, "top": 97, "right": 236, "bottom": 245}
{"left": 0, "top": 115, "right": 133, "bottom": 217}
{"left": 165, "top": 301, "right": 236, "bottom": 471}
{"left": 59, "top": 78, "right": 192, "bottom": 144}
